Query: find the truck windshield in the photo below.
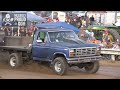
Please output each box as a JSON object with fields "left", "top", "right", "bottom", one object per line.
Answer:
{"left": 48, "top": 31, "right": 81, "bottom": 43}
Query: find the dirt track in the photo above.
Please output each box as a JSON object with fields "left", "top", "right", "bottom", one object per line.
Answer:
{"left": 0, "top": 60, "right": 120, "bottom": 79}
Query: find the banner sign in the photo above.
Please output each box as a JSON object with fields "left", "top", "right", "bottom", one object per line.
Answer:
{"left": 2, "top": 13, "right": 27, "bottom": 27}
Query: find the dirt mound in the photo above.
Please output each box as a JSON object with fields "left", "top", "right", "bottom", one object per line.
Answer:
{"left": 0, "top": 61, "right": 54, "bottom": 75}
{"left": 19, "top": 62, "right": 53, "bottom": 74}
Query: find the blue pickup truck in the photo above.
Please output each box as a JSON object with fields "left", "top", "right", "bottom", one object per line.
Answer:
{"left": 0, "top": 28, "right": 102, "bottom": 75}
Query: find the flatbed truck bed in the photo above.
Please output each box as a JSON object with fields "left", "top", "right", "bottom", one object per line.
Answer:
{"left": 0, "top": 46, "right": 30, "bottom": 51}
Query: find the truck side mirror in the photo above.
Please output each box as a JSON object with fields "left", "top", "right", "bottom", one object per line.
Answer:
{"left": 36, "top": 40, "right": 42, "bottom": 43}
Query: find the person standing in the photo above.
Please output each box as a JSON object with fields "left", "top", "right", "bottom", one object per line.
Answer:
{"left": 28, "top": 22, "right": 37, "bottom": 37}
{"left": 89, "top": 29, "right": 94, "bottom": 40}
{"left": 19, "top": 26, "right": 26, "bottom": 36}
{"left": 76, "top": 17, "right": 82, "bottom": 28}
{"left": 78, "top": 28, "right": 89, "bottom": 41}
{"left": 81, "top": 17, "right": 86, "bottom": 28}
{"left": 85, "top": 15, "right": 90, "bottom": 27}
{"left": 90, "top": 15, "right": 95, "bottom": 25}
{"left": 3, "top": 26, "right": 11, "bottom": 36}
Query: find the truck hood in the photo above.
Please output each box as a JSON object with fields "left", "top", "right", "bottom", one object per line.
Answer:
{"left": 50, "top": 40, "right": 98, "bottom": 49}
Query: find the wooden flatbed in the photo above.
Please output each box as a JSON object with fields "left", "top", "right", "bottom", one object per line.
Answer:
{"left": 0, "top": 36, "right": 33, "bottom": 52}
{"left": 0, "top": 46, "right": 31, "bottom": 52}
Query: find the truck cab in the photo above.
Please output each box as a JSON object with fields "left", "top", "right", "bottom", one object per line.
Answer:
{"left": 32, "top": 28, "right": 102, "bottom": 75}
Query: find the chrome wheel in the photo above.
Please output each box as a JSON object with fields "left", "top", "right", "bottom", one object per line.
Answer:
{"left": 10, "top": 57, "right": 17, "bottom": 67}
{"left": 55, "top": 61, "right": 62, "bottom": 73}
{"left": 52, "top": 57, "right": 68, "bottom": 75}
{"left": 118, "top": 56, "right": 120, "bottom": 59}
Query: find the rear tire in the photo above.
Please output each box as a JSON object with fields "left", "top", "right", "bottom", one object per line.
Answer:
{"left": 115, "top": 55, "right": 120, "bottom": 61}
{"left": 9, "top": 53, "right": 23, "bottom": 68}
{"left": 109, "top": 29, "right": 120, "bottom": 41}
{"left": 84, "top": 61, "right": 99, "bottom": 74}
{"left": 52, "top": 57, "right": 68, "bottom": 75}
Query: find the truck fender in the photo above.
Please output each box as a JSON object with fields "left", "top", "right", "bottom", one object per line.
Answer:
{"left": 52, "top": 52, "right": 67, "bottom": 61}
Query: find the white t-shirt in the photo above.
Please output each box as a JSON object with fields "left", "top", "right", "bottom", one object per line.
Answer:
{"left": 85, "top": 30, "right": 90, "bottom": 34}
{"left": 89, "top": 32, "right": 94, "bottom": 37}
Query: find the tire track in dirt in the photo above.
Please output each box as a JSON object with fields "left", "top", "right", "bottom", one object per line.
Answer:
{"left": 0, "top": 60, "right": 120, "bottom": 79}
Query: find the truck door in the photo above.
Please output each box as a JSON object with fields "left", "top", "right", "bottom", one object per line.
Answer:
{"left": 32, "top": 32, "right": 49, "bottom": 60}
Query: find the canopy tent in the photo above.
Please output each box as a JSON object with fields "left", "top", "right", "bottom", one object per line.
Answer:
{"left": 87, "top": 26, "right": 106, "bottom": 30}
{"left": 87, "top": 25, "right": 118, "bottom": 30}
{"left": 14, "top": 11, "right": 47, "bottom": 23}
{"left": 36, "top": 22, "right": 80, "bottom": 33}
{"left": 27, "top": 12, "right": 47, "bottom": 23}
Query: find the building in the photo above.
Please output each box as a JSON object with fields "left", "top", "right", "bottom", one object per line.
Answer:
{"left": 87, "top": 11, "right": 107, "bottom": 25}
{"left": 87, "top": 11, "right": 120, "bottom": 26}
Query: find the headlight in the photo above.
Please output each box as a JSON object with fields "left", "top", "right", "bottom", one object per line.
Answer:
{"left": 69, "top": 49, "right": 76, "bottom": 57}
{"left": 70, "top": 49, "right": 75, "bottom": 53}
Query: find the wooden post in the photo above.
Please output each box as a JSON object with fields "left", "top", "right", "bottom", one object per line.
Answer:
{"left": 12, "top": 27, "right": 13, "bottom": 36}
{"left": 18, "top": 26, "right": 20, "bottom": 36}
{"left": 115, "top": 11, "right": 117, "bottom": 23}
{"left": 26, "top": 27, "right": 27, "bottom": 36}
{"left": 111, "top": 55, "right": 115, "bottom": 61}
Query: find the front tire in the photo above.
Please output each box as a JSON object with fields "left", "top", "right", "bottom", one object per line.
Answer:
{"left": 84, "top": 61, "right": 99, "bottom": 74}
{"left": 52, "top": 57, "right": 68, "bottom": 75}
{"left": 9, "top": 53, "right": 23, "bottom": 68}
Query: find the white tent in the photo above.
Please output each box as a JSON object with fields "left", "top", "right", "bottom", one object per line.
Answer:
{"left": 13, "top": 11, "right": 47, "bottom": 23}
{"left": 27, "top": 11, "right": 47, "bottom": 22}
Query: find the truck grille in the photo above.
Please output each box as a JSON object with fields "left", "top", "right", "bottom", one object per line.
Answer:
{"left": 75, "top": 47, "right": 97, "bottom": 56}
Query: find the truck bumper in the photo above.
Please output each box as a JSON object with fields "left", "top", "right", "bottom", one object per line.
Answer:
{"left": 67, "top": 55, "right": 102, "bottom": 64}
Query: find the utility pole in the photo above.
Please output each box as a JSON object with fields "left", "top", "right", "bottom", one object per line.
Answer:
{"left": 85, "top": 11, "right": 89, "bottom": 27}
{"left": 115, "top": 11, "right": 117, "bottom": 23}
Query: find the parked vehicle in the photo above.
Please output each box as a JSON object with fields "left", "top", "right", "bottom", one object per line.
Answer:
{"left": 87, "top": 25, "right": 120, "bottom": 41}
{"left": 87, "top": 25, "right": 120, "bottom": 61}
